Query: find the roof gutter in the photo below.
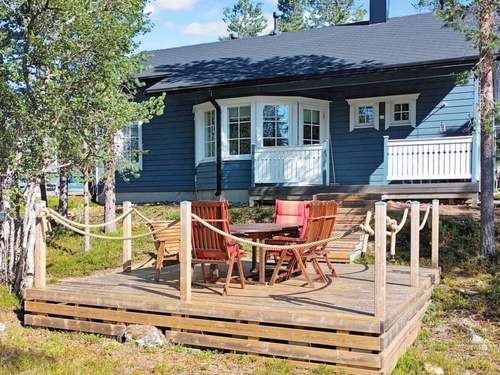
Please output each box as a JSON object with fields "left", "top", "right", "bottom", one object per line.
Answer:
{"left": 209, "top": 92, "right": 222, "bottom": 198}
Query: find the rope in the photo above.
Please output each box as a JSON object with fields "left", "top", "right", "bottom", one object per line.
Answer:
{"left": 191, "top": 213, "right": 367, "bottom": 251}
{"left": 47, "top": 207, "right": 134, "bottom": 229}
{"left": 419, "top": 205, "right": 431, "bottom": 231}
{"left": 133, "top": 208, "right": 156, "bottom": 223}
{"left": 386, "top": 208, "right": 409, "bottom": 235}
{"left": 46, "top": 210, "right": 177, "bottom": 241}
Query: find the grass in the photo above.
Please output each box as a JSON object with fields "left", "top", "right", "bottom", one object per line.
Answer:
{"left": 0, "top": 197, "right": 498, "bottom": 374}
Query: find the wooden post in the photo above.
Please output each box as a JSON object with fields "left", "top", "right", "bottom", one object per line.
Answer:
{"left": 431, "top": 199, "right": 440, "bottom": 269}
{"left": 374, "top": 201, "right": 386, "bottom": 319}
{"left": 410, "top": 201, "right": 420, "bottom": 288}
{"left": 122, "top": 201, "right": 132, "bottom": 272}
{"left": 179, "top": 201, "right": 192, "bottom": 302}
{"left": 34, "top": 201, "right": 47, "bottom": 288}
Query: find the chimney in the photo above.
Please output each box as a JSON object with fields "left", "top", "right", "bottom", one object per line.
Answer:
{"left": 229, "top": 33, "right": 238, "bottom": 40}
{"left": 369, "top": 0, "right": 388, "bottom": 24}
{"left": 271, "top": 12, "right": 281, "bottom": 35}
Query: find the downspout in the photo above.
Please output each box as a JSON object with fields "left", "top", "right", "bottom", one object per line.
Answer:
{"left": 209, "top": 92, "right": 222, "bottom": 197}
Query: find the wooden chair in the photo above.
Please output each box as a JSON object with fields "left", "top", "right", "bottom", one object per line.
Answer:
{"left": 275, "top": 199, "right": 310, "bottom": 237}
{"left": 148, "top": 221, "right": 181, "bottom": 282}
{"left": 267, "top": 200, "right": 338, "bottom": 287}
{"left": 191, "top": 200, "right": 245, "bottom": 295}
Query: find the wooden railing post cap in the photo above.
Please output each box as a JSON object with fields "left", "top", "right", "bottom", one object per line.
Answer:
{"left": 375, "top": 201, "right": 387, "bottom": 208}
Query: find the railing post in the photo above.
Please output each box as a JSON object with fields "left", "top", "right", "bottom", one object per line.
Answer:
{"left": 374, "top": 201, "right": 387, "bottom": 319}
{"left": 410, "top": 201, "right": 420, "bottom": 288}
{"left": 122, "top": 201, "right": 132, "bottom": 272}
{"left": 34, "top": 201, "right": 47, "bottom": 288}
{"left": 322, "top": 141, "right": 328, "bottom": 186}
{"left": 180, "top": 201, "right": 192, "bottom": 302}
{"left": 431, "top": 199, "right": 440, "bottom": 270}
{"left": 382, "top": 136, "right": 389, "bottom": 184}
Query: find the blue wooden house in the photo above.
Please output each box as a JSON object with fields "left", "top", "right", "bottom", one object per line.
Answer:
{"left": 117, "top": 0, "right": 487, "bottom": 204}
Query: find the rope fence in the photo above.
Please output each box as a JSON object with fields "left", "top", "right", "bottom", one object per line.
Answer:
{"left": 32, "top": 198, "right": 441, "bottom": 316}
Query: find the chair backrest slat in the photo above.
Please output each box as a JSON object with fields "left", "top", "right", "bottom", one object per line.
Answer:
{"left": 191, "top": 201, "right": 230, "bottom": 261}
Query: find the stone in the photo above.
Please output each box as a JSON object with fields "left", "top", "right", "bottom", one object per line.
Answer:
{"left": 0, "top": 322, "right": 5, "bottom": 335}
{"left": 470, "top": 333, "right": 488, "bottom": 351}
{"left": 424, "top": 363, "right": 444, "bottom": 375}
{"left": 123, "top": 325, "right": 166, "bottom": 348}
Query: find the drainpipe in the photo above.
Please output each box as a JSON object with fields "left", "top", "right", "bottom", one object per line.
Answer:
{"left": 209, "top": 93, "right": 222, "bottom": 197}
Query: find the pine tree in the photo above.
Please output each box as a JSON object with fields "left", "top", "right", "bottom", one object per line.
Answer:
{"left": 415, "top": 0, "right": 499, "bottom": 256}
{"left": 222, "top": 0, "right": 267, "bottom": 39}
{"left": 309, "top": 0, "right": 367, "bottom": 27}
{"left": 278, "top": 0, "right": 309, "bottom": 32}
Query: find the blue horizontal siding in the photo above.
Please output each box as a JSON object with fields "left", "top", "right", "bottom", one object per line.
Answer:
{"left": 196, "top": 160, "right": 252, "bottom": 190}
{"left": 117, "top": 69, "right": 476, "bottom": 196}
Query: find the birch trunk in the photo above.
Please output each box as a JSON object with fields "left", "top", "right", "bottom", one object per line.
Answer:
{"left": 83, "top": 168, "right": 91, "bottom": 252}
{"left": 479, "top": 1, "right": 496, "bottom": 257}
{"left": 104, "top": 157, "right": 117, "bottom": 233}
{"left": 58, "top": 169, "right": 69, "bottom": 217}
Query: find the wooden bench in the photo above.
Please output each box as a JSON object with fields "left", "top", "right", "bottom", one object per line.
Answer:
{"left": 147, "top": 221, "right": 181, "bottom": 281}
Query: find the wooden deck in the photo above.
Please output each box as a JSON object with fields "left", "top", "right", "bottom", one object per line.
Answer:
{"left": 24, "top": 262, "right": 439, "bottom": 375}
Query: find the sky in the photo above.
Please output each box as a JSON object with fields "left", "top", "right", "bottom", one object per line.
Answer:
{"left": 137, "top": 0, "right": 424, "bottom": 52}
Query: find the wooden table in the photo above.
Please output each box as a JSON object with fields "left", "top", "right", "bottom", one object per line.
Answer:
{"left": 230, "top": 223, "right": 299, "bottom": 284}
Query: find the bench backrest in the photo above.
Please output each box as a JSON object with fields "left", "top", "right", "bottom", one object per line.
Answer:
{"left": 147, "top": 220, "right": 181, "bottom": 252}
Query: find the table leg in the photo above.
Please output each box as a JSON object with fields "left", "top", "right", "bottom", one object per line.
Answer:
{"left": 250, "top": 245, "right": 257, "bottom": 273}
{"left": 258, "top": 240, "right": 266, "bottom": 284}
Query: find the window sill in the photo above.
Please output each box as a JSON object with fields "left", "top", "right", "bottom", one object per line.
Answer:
{"left": 196, "top": 158, "right": 216, "bottom": 166}
{"left": 387, "top": 121, "right": 415, "bottom": 128}
{"left": 352, "top": 124, "right": 377, "bottom": 130}
{"left": 223, "top": 155, "right": 252, "bottom": 161}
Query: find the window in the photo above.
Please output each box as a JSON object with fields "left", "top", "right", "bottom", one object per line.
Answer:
{"left": 204, "top": 110, "right": 216, "bottom": 158}
{"left": 357, "top": 105, "right": 375, "bottom": 127}
{"left": 347, "top": 98, "right": 379, "bottom": 131}
{"left": 120, "top": 123, "right": 143, "bottom": 170}
{"left": 228, "top": 106, "right": 251, "bottom": 155}
{"left": 263, "top": 104, "right": 289, "bottom": 146}
{"left": 386, "top": 94, "right": 419, "bottom": 128}
{"left": 303, "top": 109, "right": 321, "bottom": 144}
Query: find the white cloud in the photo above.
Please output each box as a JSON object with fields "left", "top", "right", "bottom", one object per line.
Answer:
{"left": 183, "top": 21, "right": 227, "bottom": 37}
{"left": 146, "top": 0, "right": 198, "bottom": 15}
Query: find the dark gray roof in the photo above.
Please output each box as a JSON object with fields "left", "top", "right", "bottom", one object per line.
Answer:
{"left": 143, "top": 13, "right": 477, "bottom": 93}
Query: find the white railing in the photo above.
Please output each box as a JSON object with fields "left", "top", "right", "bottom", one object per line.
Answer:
{"left": 253, "top": 142, "right": 327, "bottom": 185}
{"left": 387, "top": 136, "right": 473, "bottom": 181}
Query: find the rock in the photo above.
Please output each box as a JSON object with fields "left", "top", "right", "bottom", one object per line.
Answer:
{"left": 123, "top": 325, "right": 166, "bottom": 348}
{"left": 0, "top": 322, "right": 5, "bottom": 335}
{"left": 424, "top": 363, "right": 444, "bottom": 375}
{"left": 470, "top": 333, "right": 488, "bottom": 351}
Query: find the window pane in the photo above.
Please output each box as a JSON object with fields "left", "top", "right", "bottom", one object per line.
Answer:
{"left": 304, "top": 124, "right": 311, "bottom": 140}
{"left": 229, "top": 123, "right": 239, "bottom": 139}
{"left": 394, "top": 104, "right": 401, "bottom": 112}
{"left": 311, "top": 110, "right": 320, "bottom": 125}
{"left": 402, "top": 103, "right": 409, "bottom": 111}
{"left": 312, "top": 126, "right": 320, "bottom": 140}
{"left": 240, "top": 122, "right": 251, "bottom": 138}
{"left": 276, "top": 138, "right": 289, "bottom": 146}
{"left": 394, "top": 112, "right": 401, "bottom": 121}
{"left": 239, "top": 139, "right": 250, "bottom": 155}
{"left": 276, "top": 105, "right": 288, "bottom": 121}
{"left": 304, "top": 140, "right": 311, "bottom": 145}
{"left": 229, "top": 140, "right": 239, "bottom": 155}
{"left": 402, "top": 112, "right": 409, "bottom": 121}
{"left": 277, "top": 122, "right": 288, "bottom": 138}
{"left": 263, "top": 105, "right": 275, "bottom": 120}
{"left": 263, "top": 138, "right": 275, "bottom": 147}
{"left": 228, "top": 107, "right": 238, "bottom": 121}
{"left": 304, "top": 109, "right": 311, "bottom": 123}
{"left": 239, "top": 106, "right": 251, "bottom": 121}
{"left": 263, "top": 122, "right": 275, "bottom": 138}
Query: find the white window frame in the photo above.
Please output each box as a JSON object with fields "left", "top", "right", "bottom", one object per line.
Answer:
{"left": 298, "top": 102, "right": 329, "bottom": 145}
{"left": 193, "top": 102, "right": 216, "bottom": 165}
{"left": 386, "top": 93, "right": 420, "bottom": 128}
{"left": 194, "top": 96, "right": 330, "bottom": 164}
{"left": 347, "top": 98, "right": 380, "bottom": 131}
{"left": 119, "top": 122, "right": 143, "bottom": 170}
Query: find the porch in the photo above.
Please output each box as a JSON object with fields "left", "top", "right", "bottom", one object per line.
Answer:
{"left": 25, "top": 262, "right": 438, "bottom": 375}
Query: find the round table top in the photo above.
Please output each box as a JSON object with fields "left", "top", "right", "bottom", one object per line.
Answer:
{"left": 230, "top": 223, "right": 298, "bottom": 236}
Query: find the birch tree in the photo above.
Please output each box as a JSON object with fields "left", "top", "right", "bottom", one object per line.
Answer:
{"left": 0, "top": 0, "right": 163, "bottom": 290}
